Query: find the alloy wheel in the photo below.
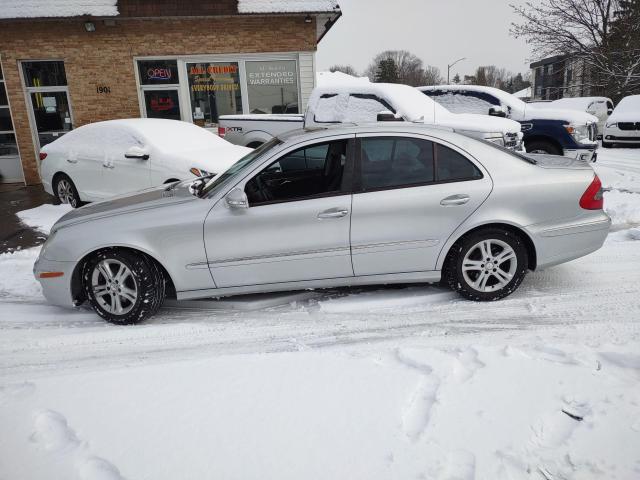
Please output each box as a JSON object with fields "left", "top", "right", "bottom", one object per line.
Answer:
{"left": 461, "top": 239, "right": 517, "bottom": 293}
{"left": 91, "top": 259, "right": 138, "bottom": 315}
{"left": 57, "top": 179, "right": 76, "bottom": 207}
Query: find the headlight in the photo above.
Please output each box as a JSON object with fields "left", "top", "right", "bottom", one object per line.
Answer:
{"left": 565, "top": 123, "right": 590, "bottom": 143}
{"left": 605, "top": 122, "right": 617, "bottom": 129}
{"left": 190, "top": 167, "right": 213, "bottom": 177}
{"left": 483, "top": 132, "right": 504, "bottom": 146}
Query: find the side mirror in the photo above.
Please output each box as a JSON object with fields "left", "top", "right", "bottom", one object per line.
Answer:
{"left": 607, "top": 109, "right": 613, "bottom": 115}
{"left": 488, "top": 106, "right": 508, "bottom": 118}
{"left": 225, "top": 187, "right": 249, "bottom": 209}
{"left": 377, "top": 111, "right": 403, "bottom": 122}
{"left": 124, "top": 146, "right": 150, "bottom": 160}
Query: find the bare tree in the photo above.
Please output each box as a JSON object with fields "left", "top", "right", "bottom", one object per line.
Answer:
{"left": 329, "top": 64, "right": 359, "bottom": 76}
{"left": 511, "top": 0, "right": 640, "bottom": 101}
{"left": 364, "top": 50, "right": 439, "bottom": 86}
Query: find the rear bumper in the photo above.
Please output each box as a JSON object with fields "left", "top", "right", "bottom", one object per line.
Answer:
{"left": 42, "top": 179, "right": 54, "bottom": 196}
{"left": 527, "top": 213, "right": 611, "bottom": 269}
{"left": 33, "top": 255, "right": 77, "bottom": 308}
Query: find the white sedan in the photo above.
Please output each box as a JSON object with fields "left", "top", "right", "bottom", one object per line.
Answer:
{"left": 40, "top": 118, "right": 251, "bottom": 207}
{"left": 603, "top": 95, "right": 640, "bottom": 148}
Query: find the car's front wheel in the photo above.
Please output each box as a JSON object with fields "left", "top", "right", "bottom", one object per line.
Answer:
{"left": 53, "top": 174, "right": 82, "bottom": 208}
{"left": 444, "top": 229, "right": 528, "bottom": 301}
{"left": 82, "top": 249, "right": 165, "bottom": 324}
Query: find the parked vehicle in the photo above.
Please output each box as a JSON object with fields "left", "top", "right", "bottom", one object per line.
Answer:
{"left": 219, "top": 83, "right": 523, "bottom": 150}
{"left": 531, "top": 97, "right": 614, "bottom": 133}
{"left": 40, "top": 119, "right": 251, "bottom": 207}
{"left": 602, "top": 95, "right": 640, "bottom": 148}
{"left": 35, "top": 123, "right": 610, "bottom": 325}
{"left": 419, "top": 85, "right": 599, "bottom": 160}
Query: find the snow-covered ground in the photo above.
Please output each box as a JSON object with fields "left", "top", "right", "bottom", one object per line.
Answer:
{"left": 0, "top": 148, "right": 639, "bottom": 480}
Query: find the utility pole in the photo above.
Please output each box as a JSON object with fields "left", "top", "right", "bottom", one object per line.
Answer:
{"left": 447, "top": 57, "right": 466, "bottom": 84}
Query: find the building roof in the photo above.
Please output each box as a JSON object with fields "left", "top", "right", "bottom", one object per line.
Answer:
{"left": 0, "top": 0, "right": 118, "bottom": 19}
{"left": 237, "top": 0, "right": 340, "bottom": 13}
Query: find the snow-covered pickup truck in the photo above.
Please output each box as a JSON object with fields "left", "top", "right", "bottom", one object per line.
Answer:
{"left": 219, "top": 83, "right": 523, "bottom": 149}
{"left": 419, "top": 85, "right": 599, "bottom": 161}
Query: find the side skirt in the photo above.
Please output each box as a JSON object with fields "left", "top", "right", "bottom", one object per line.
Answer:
{"left": 176, "top": 270, "right": 442, "bottom": 301}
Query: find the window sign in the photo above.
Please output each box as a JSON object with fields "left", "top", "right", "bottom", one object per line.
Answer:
{"left": 187, "top": 62, "right": 242, "bottom": 127}
{"left": 246, "top": 60, "right": 299, "bottom": 114}
{"left": 143, "top": 90, "right": 181, "bottom": 120}
{"left": 138, "top": 60, "right": 179, "bottom": 86}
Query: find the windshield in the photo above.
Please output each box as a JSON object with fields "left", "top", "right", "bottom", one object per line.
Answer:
{"left": 199, "top": 138, "right": 283, "bottom": 197}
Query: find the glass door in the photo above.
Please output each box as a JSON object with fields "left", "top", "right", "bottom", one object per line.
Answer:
{"left": 137, "top": 60, "right": 182, "bottom": 121}
{"left": 22, "top": 61, "right": 74, "bottom": 151}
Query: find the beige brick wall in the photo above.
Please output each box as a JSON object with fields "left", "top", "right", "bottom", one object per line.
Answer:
{"left": 0, "top": 16, "right": 317, "bottom": 185}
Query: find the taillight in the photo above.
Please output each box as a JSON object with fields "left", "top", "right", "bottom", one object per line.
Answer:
{"left": 39, "top": 152, "right": 47, "bottom": 161}
{"left": 579, "top": 175, "right": 603, "bottom": 210}
{"left": 217, "top": 126, "right": 226, "bottom": 138}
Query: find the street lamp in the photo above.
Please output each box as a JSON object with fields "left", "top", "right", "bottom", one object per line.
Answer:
{"left": 447, "top": 57, "right": 466, "bottom": 84}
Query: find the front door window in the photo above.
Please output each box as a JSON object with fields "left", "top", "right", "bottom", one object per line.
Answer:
{"left": 22, "top": 61, "right": 74, "bottom": 150}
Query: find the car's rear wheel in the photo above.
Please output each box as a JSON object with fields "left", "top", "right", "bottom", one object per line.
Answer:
{"left": 444, "top": 229, "right": 528, "bottom": 301}
{"left": 54, "top": 174, "right": 82, "bottom": 208}
{"left": 525, "top": 140, "right": 562, "bottom": 155}
{"left": 82, "top": 249, "right": 165, "bottom": 324}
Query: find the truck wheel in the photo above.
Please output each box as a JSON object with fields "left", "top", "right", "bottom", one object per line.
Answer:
{"left": 525, "top": 140, "right": 562, "bottom": 155}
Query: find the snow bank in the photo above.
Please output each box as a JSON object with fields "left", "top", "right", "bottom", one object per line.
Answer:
{"left": 16, "top": 204, "right": 72, "bottom": 235}
{"left": 238, "top": 0, "right": 339, "bottom": 13}
{"left": 0, "top": 0, "right": 118, "bottom": 19}
{"left": 0, "top": 248, "right": 42, "bottom": 300}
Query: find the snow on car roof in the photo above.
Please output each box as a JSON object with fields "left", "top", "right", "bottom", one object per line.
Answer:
{"left": 0, "top": 0, "right": 118, "bottom": 19}
{"left": 117, "top": 119, "right": 231, "bottom": 151}
{"left": 420, "top": 84, "right": 528, "bottom": 111}
{"left": 541, "top": 97, "right": 611, "bottom": 110}
{"left": 238, "top": 0, "right": 339, "bottom": 13}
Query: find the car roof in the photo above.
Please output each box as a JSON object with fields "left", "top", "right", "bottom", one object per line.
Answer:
{"left": 276, "top": 122, "right": 459, "bottom": 144}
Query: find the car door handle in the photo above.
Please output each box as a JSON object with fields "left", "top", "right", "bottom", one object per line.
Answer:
{"left": 102, "top": 164, "right": 114, "bottom": 169}
{"left": 66, "top": 158, "right": 77, "bottom": 164}
{"left": 440, "top": 194, "right": 470, "bottom": 206}
{"left": 317, "top": 208, "right": 349, "bottom": 219}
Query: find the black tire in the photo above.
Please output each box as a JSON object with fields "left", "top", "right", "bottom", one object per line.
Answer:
{"left": 53, "top": 173, "right": 83, "bottom": 208}
{"left": 525, "top": 140, "right": 562, "bottom": 156}
{"left": 443, "top": 228, "right": 528, "bottom": 302}
{"left": 601, "top": 141, "right": 614, "bottom": 148}
{"left": 82, "top": 249, "right": 165, "bottom": 325}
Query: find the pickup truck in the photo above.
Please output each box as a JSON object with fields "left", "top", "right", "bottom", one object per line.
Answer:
{"left": 219, "top": 82, "right": 523, "bottom": 149}
{"left": 419, "top": 85, "right": 598, "bottom": 160}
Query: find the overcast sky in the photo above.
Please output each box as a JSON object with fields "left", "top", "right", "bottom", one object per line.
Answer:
{"left": 316, "top": 0, "right": 534, "bottom": 79}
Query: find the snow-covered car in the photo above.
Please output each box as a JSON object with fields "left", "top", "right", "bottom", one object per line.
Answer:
{"left": 531, "top": 97, "right": 614, "bottom": 133}
{"left": 602, "top": 95, "right": 640, "bottom": 148}
{"left": 220, "top": 82, "right": 523, "bottom": 150}
{"left": 40, "top": 119, "right": 251, "bottom": 207}
{"left": 34, "top": 123, "right": 609, "bottom": 325}
{"left": 420, "top": 85, "right": 599, "bottom": 160}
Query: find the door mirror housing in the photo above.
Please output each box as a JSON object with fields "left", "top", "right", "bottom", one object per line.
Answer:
{"left": 225, "top": 188, "right": 249, "bottom": 209}
{"left": 124, "top": 146, "right": 150, "bottom": 160}
{"left": 488, "top": 106, "right": 508, "bottom": 118}
{"left": 607, "top": 109, "right": 613, "bottom": 115}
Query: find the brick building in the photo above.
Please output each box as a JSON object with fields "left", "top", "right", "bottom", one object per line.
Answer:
{"left": 0, "top": 0, "right": 341, "bottom": 184}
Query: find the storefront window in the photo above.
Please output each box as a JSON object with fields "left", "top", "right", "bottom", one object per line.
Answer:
{"left": 0, "top": 81, "right": 8, "bottom": 105}
{"left": 22, "top": 61, "right": 67, "bottom": 87}
{"left": 0, "top": 133, "right": 18, "bottom": 156}
{"left": 138, "top": 60, "right": 179, "bottom": 86}
{"left": 246, "top": 60, "right": 299, "bottom": 114}
{"left": 0, "top": 108, "right": 13, "bottom": 131}
{"left": 187, "top": 62, "right": 242, "bottom": 127}
{"left": 143, "top": 90, "right": 181, "bottom": 120}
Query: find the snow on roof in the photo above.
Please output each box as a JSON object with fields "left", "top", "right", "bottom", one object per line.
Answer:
{"left": 238, "top": 0, "right": 340, "bottom": 13}
{"left": 0, "top": 0, "right": 118, "bottom": 19}
{"left": 316, "top": 71, "right": 371, "bottom": 87}
{"left": 513, "top": 87, "right": 531, "bottom": 99}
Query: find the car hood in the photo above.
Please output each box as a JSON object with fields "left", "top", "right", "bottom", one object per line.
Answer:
{"left": 433, "top": 111, "right": 522, "bottom": 134}
{"left": 607, "top": 111, "right": 639, "bottom": 123}
{"left": 524, "top": 105, "right": 598, "bottom": 125}
{"left": 53, "top": 182, "right": 198, "bottom": 231}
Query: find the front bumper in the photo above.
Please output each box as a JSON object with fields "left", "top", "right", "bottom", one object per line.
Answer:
{"left": 603, "top": 128, "right": 640, "bottom": 144}
{"left": 33, "top": 255, "right": 77, "bottom": 308}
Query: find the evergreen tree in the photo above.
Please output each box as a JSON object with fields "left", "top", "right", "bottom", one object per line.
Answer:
{"left": 375, "top": 58, "right": 399, "bottom": 83}
{"left": 452, "top": 73, "right": 461, "bottom": 84}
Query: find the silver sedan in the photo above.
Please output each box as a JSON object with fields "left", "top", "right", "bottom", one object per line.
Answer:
{"left": 34, "top": 124, "right": 610, "bottom": 324}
